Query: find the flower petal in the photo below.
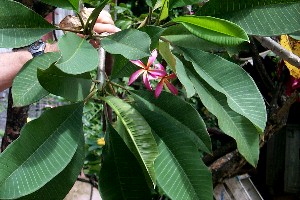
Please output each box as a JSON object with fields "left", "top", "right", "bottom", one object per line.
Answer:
{"left": 165, "top": 80, "right": 178, "bottom": 95}
{"left": 147, "top": 49, "right": 158, "bottom": 68}
{"left": 128, "top": 69, "right": 144, "bottom": 85}
{"left": 143, "top": 73, "right": 152, "bottom": 91}
{"left": 155, "top": 79, "right": 164, "bottom": 98}
{"left": 155, "top": 63, "right": 165, "bottom": 71}
{"left": 149, "top": 69, "right": 167, "bottom": 77}
{"left": 130, "top": 60, "right": 146, "bottom": 69}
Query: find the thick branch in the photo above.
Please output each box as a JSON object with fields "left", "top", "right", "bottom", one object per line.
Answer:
{"left": 253, "top": 36, "right": 300, "bottom": 68}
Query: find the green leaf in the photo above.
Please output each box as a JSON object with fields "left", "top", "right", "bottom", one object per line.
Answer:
{"left": 187, "top": 68, "right": 259, "bottom": 166}
{"left": 20, "top": 132, "right": 85, "bottom": 200}
{"left": 158, "top": 41, "right": 176, "bottom": 71}
{"left": 39, "top": 0, "right": 79, "bottom": 11}
{"left": 101, "top": 96, "right": 158, "bottom": 185}
{"left": 101, "top": 29, "right": 151, "bottom": 60}
{"left": 133, "top": 107, "right": 213, "bottom": 200}
{"left": 198, "top": 0, "right": 300, "bottom": 36}
{"left": 174, "top": 55, "right": 195, "bottom": 98}
{"left": 173, "top": 16, "right": 249, "bottom": 46}
{"left": 159, "top": 0, "right": 170, "bottom": 21}
{"left": 131, "top": 91, "right": 211, "bottom": 153}
{"left": 0, "top": 103, "right": 83, "bottom": 199}
{"left": 0, "top": 0, "right": 55, "bottom": 48}
{"left": 12, "top": 52, "right": 61, "bottom": 107}
{"left": 110, "top": 54, "right": 135, "bottom": 80}
{"left": 99, "top": 124, "right": 152, "bottom": 200}
{"left": 181, "top": 47, "right": 267, "bottom": 132}
{"left": 57, "top": 32, "right": 99, "bottom": 74}
{"left": 139, "top": 26, "right": 165, "bottom": 50}
{"left": 161, "top": 24, "right": 224, "bottom": 51}
{"left": 37, "top": 64, "right": 92, "bottom": 102}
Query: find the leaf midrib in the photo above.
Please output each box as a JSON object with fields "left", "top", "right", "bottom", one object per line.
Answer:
{"left": 157, "top": 139, "right": 198, "bottom": 199}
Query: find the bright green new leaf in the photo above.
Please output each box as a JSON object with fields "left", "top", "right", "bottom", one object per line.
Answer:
{"left": 0, "top": 0, "right": 55, "bottom": 48}
{"left": 0, "top": 103, "right": 83, "bottom": 199}
{"left": 181, "top": 47, "right": 267, "bottom": 132}
{"left": 133, "top": 107, "right": 213, "bottom": 200}
{"left": 188, "top": 69, "right": 259, "bottom": 166}
{"left": 131, "top": 91, "right": 212, "bottom": 153}
{"left": 101, "top": 29, "right": 151, "bottom": 60}
{"left": 173, "top": 16, "right": 249, "bottom": 46}
{"left": 198, "top": 0, "right": 300, "bottom": 36}
{"left": 101, "top": 96, "right": 158, "bottom": 186}
{"left": 99, "top": 124, "right": 152, "bottom": 200}
{"left": 20, "top": 133, "right": 85, "bottom": 200}
{"left": 39, "top": 0, "right": 79, "bottom": 11}
{"left": 12, "top": 52, "right": 61, "bottom": 107}
{"left": 159, "top": 0, "right": 169, "bottom": 21}
{"left": 37, "top": 64, "right": 92, "bottom": 102}
{"left": 158, "top": 41, "right": 176, "bottom": 71}
{"left": 57, "top": 32, "right": 99, "bottom": 74}
{"left": 174, "top": 56, "right": 195, "bottom": 98}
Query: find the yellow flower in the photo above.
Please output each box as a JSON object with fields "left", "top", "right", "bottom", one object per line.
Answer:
{"left": 97, "top": 138, "right": 105, "bottom": 146}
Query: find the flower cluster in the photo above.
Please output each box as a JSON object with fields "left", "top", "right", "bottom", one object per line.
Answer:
{"left": 128, "top": 49, "right": 178, "bottom": 98}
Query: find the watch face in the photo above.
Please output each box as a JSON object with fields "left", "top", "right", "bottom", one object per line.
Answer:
{"left": 28, "top": 40, "right": 46, "bottom": 56}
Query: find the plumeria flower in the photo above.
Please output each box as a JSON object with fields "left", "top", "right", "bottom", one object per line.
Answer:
{"left": 154, "top": 63, "right": 178, "bottom": 98}
{"left": 128, "top": 49, "right": 165, "bottom": 91}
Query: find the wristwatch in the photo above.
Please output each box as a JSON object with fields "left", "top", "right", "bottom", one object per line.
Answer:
{"left": 28, "top": 40, "right": 46, "bottom": 57}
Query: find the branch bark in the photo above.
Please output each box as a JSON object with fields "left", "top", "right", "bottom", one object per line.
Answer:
{"left": 254, "top": 36, "right": 300, "bottom": 68}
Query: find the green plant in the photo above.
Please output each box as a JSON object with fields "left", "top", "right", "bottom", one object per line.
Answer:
{"left": 1, "top": 0, "right": 299, "bottom": 199}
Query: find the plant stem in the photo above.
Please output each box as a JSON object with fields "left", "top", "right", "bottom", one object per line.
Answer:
{"left": 254, "top": 36, "right": 300, "bottom": 68}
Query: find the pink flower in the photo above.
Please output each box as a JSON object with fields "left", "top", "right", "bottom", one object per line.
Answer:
{"left": 128, "top": 49, "right": 165, "bottom": 91}
{"left": 154, "top": 64, "right": 178, "bottom": 98}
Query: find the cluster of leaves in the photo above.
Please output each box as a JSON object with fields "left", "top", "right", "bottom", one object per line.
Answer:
{"left": 1, "top": 0, "right": 300, "bottom": 199}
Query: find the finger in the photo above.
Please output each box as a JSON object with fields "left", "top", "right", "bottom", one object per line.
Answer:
{"left": 93, "top": 23, "right": 121, "bottom": 34}
{"left": 97, "top": 12, "right": 114, "bottom": 25}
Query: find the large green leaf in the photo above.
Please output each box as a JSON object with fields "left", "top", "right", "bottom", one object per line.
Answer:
{"left": 101, "top": 96, "right": 158, "bottom": 185}
{"left": 57, "top": 32, "right": 99, "bottom": 74}
{"left": 0, "top": 103, "right": 83, "bottom": 199}
{"left": 20, "top": 131, "right": 85, "bottom": 200}
{"left": 110, "top": 54, "right": 135, "bottom": 80}
{"left": 173, "top": 16, "right": 249, "bottom": 46}
{"left": 0, "top": 0, "right": 55, "bottom": 48}
{"left": 174, "top": 55, "right": 195, "bottom": 98}
{"left": 187, "top": 68, "right": 259, "bottom": 166}
{"left": 161, "top": 24, "right": 224, "bottom": 51}
{"left": 101, "top": 29, "right": 151, "bottom": 60}
{"left": 99, "top": 124, "right": 152, "bottom": 200}
{"left": 37, "top": 64, "right": 92, "bottom": 102}
{"left": 158, "top": 41, "right": 176, "bottom": 71}
{"left": 12, "top": 52, "right": 61, "bottom": 107}
{"left": 181, "top": 47, "right": 267, "bottom": 132}
{"left": 39, "top": 0, "right": 79, "bottom": 11}
{"left": 139, "top": 26, "right": 165, "bottom": 50}
{"left": 131, "top": 91, "right": 211, "bottom": 153}
{"left": 133, "top": 107, "right": 213, "bottom": 200}
{"left": 198, "top": 0, "right": 300, "bottom": 36}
